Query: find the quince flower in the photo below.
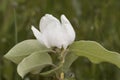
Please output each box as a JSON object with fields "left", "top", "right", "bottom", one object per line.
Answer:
{"left": 31, "top": 14, "right": 75, "bottom": 49}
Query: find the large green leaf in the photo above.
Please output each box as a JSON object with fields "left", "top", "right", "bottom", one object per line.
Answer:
{"left": 4, "top": 39, "right": 48, "bottom": 64}
{"left": 17, "top": 51, "right": 53, "bottom": 78}
{"left": 69, "top": 41, "right": 120, "bottom": 68}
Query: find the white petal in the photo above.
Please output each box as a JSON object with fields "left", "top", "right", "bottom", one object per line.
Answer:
{"left": 31, "top": 26, "right": 50, "bottom": 48}
{"left": 61, "top": 15, "right": 75, "bottom": 44}
{"left": 42, "top": 22, "right": 64, "bottom": 48}
{"left": 39, "top": 14, "right": 60, "bottom": 32}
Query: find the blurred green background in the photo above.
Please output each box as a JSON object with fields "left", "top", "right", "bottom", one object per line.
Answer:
{"left": 0, "top": 0, "right": 120, "bottom": 80}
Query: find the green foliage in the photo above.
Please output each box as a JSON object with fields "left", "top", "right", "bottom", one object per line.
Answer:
{"left": 17, "top": 51, "right": 52, "bottom": 78}
{"left": 4, "top": 40, "right": 48, "bottom": 64}
{"left": 4, "top": 39, "right": 52, "bottom": 78}
{"left": 5, "top": 40, "right": 120, "bottom": 79}
{"left": 69, "top": 41, "right": 120, "bottom": 68}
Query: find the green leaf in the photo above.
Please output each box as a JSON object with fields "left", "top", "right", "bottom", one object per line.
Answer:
{"left": 4, "top": 39, "right": 48, "bottom": 64}
{"left": 17, "top": 51, "right": 53, "bottom": 78}
{"left": 69, "top": 40, "right": 120, "bottom": 68}
{"left": 63, "top": 52, "right": 78, "bottom": 73}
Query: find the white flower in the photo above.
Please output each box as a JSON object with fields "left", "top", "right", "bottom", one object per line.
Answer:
{"left": 31, "top": 14, "right": 75, "bottom": 49}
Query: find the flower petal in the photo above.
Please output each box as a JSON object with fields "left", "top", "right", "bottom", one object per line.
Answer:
{"left": 42, "top": 21, "right": 64, "bottom": 48}
{"left": 31, "top": 26, "right": 50, "bottom": 48}
{"left": 61, "top": 15, "right": 75, "bottom": 44}
{"left": 32, "top": 14, "right": 75, "bottom": 49}
{"left": 39, "top": 14, "right": 60, "bottom": 32}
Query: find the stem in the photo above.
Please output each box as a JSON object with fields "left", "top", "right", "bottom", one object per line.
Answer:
{"left": 60, "top": 72, "right": 64, "bottom": 80}
{"left": 59, "top": 49, "right": 68, "bottom": 80}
